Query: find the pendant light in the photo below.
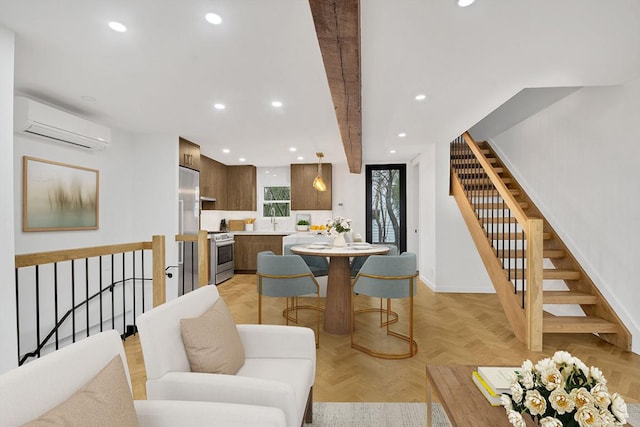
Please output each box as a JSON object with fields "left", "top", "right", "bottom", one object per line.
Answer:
{"left": 312, "top": 152, "right": 327, "bottom": 192}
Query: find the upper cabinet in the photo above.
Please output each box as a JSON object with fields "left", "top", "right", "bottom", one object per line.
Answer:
{"left": 290, "top": 163, "right": 332, "bottom": 210}
{"left": 200, "top": 155, "right": 228, "bottom": 210}
{"left": 199, "top": 156, "right": 256, "bottom": 211}
{"left": 227, "top": 165, "right": 257, "bottom": 211}
{"left": 179, "top": 137, "right": 200, "bottom": 171}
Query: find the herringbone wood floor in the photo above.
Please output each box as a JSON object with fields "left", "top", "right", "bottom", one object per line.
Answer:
{"left": 124, "top": 274, "right": 640, "bottom": 403}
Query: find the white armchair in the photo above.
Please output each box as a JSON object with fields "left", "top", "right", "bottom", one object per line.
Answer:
{"left": 0, "top": 330, "right": 286, "bottom": 427}
{"left": 136, "top": 285, "right": 316, "bottom": 427}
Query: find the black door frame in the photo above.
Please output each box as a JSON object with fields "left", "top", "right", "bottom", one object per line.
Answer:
{"left": 365, "top": 164, "right": 407, "bottom": 253}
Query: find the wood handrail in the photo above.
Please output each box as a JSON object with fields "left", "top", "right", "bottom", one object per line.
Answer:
{"left": 461, "top": 132, "right": 530, "bottom": 227}
{"left": 15, "top": 241, "right": 152, "bottom": 268}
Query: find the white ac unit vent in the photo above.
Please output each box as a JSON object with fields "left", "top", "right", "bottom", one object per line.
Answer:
{"left": 14, "top": 96, "right": 111, "bottom": 150}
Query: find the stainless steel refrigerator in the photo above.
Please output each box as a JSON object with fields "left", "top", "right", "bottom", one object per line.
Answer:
{"left": 178, "top": 166, "right": 200, "bottom": 295}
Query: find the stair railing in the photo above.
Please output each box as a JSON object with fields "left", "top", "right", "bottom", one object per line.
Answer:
{"left": 14, "top": 235, "right": 166, "bottom": 365}
{"left": 450, "top": 132, "right": 543, "bottom": 351}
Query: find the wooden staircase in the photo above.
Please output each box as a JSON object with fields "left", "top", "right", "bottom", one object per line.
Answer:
{"left": 450, "top": 132, "right": 631, "bottom": 352}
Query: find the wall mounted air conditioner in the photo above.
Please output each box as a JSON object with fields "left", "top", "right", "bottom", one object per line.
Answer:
{"left": 14, "top": 96, "right": 111, "bottom": 150}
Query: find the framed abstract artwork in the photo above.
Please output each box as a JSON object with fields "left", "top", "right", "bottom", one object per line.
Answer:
{"left": 23, "top": 156, "right": 99, "bottom": 231}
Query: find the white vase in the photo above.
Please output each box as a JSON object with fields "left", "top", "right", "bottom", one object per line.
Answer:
{"left": 333, "top": 233, "right": 346, "bottom": 247}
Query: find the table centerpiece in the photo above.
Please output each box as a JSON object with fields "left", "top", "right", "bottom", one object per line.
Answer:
{"left": 326, "top": 216, "right": 351, "bottom": 247}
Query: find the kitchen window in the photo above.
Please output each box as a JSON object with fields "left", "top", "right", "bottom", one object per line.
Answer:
{"left": 263, "top": 186, "right": 290, "bottom": 217}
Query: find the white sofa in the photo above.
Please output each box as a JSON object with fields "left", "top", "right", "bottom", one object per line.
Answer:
{"left": 0, "top": 330, "right": 286, "bottom": 427}
{"left": 136, "top": 285, "right": 316, "bottom": 427}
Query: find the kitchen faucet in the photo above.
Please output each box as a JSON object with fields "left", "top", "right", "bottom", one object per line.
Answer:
{"left": 270, "top": 207, "right": 277, "bottom": 231}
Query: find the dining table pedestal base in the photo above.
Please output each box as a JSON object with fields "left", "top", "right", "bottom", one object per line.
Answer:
{"left": 323, "top": 256, "right": 351, "bottom": 335}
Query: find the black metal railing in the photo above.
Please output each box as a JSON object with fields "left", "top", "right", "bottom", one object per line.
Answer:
{"left": 15, "top": 244, "right": 154, "bottom": 365}
{"left": 451, "top": 137, "right": 527, "bottom": 306}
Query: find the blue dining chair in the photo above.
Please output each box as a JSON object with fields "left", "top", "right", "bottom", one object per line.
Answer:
{"left": 350, "top": 252, "right": 418, "bottom": 359}
{"left": 283, "top": 244, "right": 329, "bottom": 277}
{"left": 350, "top": 244, "right": 398, "bottom": 278}
{"left": 257, "top": 251, "right": 323, "bottom": 346}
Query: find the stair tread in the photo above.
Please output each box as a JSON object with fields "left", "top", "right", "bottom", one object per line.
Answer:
{"left": 496, "top": 249, "right": 565, "bottom": 258}
{"left": 455, "top": 167, "right": 504, "bottom": 173}
{"left": 543, "top": 290, "right": 598, "bottom": 304}
{"left": 491, "top": 232, "right": 551, "bottom": 240}
{"left": 473, "top": 202, "right": 529, "bottom": 209}
{"left": 480, "top": 217, "right": 518, "bottom": 223}
{"left": 543, "top": 314, "right": 618, "bottom": 333}
{"left": 509, "top": 269, "right": 581, "bottom": 280}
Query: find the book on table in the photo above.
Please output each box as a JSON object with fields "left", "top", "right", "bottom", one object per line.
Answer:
{"left": 471, "top": 371, "right": 503, "bottom": 406}
{"left": 477, "top": 366, "right": 520, "bottom": 395}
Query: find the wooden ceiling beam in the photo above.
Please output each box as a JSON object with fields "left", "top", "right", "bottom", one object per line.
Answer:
{"left": 309, "top": 0, "right": 362, "bottom": 174}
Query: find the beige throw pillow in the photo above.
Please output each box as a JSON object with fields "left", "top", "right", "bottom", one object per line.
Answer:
{"left": 22, "top": 355, "right": 139, "bottom": 427}
{"left": 180, "top": 298, "right": 246, "bottom": 375}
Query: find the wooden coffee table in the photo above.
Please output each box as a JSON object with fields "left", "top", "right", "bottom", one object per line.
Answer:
{"left": 425, "top": 364, "right": 536, "bottom": 427}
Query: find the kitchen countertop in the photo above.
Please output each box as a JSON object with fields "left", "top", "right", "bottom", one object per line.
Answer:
{"left": 229, "top": 230, "right": 296, "bottom": 236}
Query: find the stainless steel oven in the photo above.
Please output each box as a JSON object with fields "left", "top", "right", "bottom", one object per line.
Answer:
{"left": 210, "top": 232, "right": 234, "bottom": 284}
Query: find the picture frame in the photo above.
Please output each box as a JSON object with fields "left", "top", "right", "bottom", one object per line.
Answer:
{"left": 23, "top": 156, "right": 99, "bottom": 231}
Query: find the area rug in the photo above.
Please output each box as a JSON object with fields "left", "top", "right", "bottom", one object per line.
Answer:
{"left": 310, "top": 402, "right": 432, "bottom": 427}
{"left": 311, "top": 402, "right": 640, "bottom": 427}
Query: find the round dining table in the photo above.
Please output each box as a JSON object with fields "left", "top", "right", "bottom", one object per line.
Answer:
{"left": 289, "top": 243, "right": 389, "bottom": 335}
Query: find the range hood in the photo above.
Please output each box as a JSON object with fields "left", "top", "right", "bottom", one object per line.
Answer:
{"left": 200, "top": 196, "right": 217, "bottom": 202}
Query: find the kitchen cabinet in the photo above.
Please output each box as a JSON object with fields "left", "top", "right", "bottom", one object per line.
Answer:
{"left": 234, "top": 234, "right": 283, "bottom": 272}
{"left": 200, "top": 155, "right": 228, "bottom": 210}
{"left": 290, "top": 163, "right": 332, "bottom": 210}
{"left": 227, "top": 165, "right": 256, "bottom": 211}
{"left": 179, "top": 137, "right": 200, "bottom": 171}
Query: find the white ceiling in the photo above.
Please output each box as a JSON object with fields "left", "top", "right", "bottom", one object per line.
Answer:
{"left": 1, "top": 0, "right": 639, "bottom": 170}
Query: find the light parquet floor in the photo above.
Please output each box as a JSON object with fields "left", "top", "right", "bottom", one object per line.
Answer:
{"left": 124, "top": 274, "right": 640, "bottom": 403}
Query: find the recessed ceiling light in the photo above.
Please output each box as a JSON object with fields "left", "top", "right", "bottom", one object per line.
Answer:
{"left": 415, "top": 94, "right": 426, "bottom": 101}
{"left": 297, "top": 156, "right": 304, "bottom": 160}
{"left": 239, "top": 157, "right": 246, "bottom": 162}
{"left": 205, "top": 13, "right": 222, "bottom": 25}
{"left": 265, "top": 170, "right": 270, "bottom": 174}
{"left": 390, "top": 149, "right": 397, "bottom": 154}
{"left": 222, "top": 148, "right": 230, "bottom": 153}
{"left": 289, "top": 147, "right": 297, "bottom": 152}
{"left": 108, "top": 21, "right": 127, "bottom": 33}
{"left": 457, "top": 0, "right": 475, "bottom": 7}
{"left": 271, "top": 101, "right": 283, "bottom": 108}
{"left": 213, "top": 103, "right": 226, "bottom": 110}
{"left": 398, "top": 132, "right": 407, "bottom": 138}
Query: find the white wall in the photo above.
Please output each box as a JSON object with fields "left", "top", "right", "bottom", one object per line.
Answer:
{"left": 490, "top": 78, "right": 640, "bottom": 354}
{"left": 0, "top": 25, "right": 17, "bottom": 373}
{"left": 331, "top": 162, "right": 365, "bottom": 236}
{"left": 416, "top": 147, "right": 436, "bottom": 286}
{"left": 14, "top": 130, "right": 137, "bottom": 253}
{"left": 433, "top": 141, "right": 493, "bottom": 292}
{"left": 130, "top": 133, "right": 180, "bottom": 300}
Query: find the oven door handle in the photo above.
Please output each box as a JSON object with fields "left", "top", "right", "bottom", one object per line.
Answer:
{"left": 215, "top": 240, "right": 235, "bottom": 247}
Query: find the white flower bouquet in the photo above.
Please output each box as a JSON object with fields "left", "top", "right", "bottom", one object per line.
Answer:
{"left": 326, "top": 216, "right": 351, "bottom": 234}
{"left": 502, "top": 351, "right": 628, "bottom": 427}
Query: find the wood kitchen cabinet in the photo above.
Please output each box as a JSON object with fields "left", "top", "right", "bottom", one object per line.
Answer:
{"left": 234, "top": 234, "right": 283, "bottom": 272}
{"left": 200, "top": 155, "right": 228, "bottom": 210}
{"left": 290, "top": 163, "right": 332, "bottom": 210}
{"left": 179, "top": 137, "right": 200, "bottom": 171}
{"left": 227, "top": 165, "right": 256, "bottom": 211}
